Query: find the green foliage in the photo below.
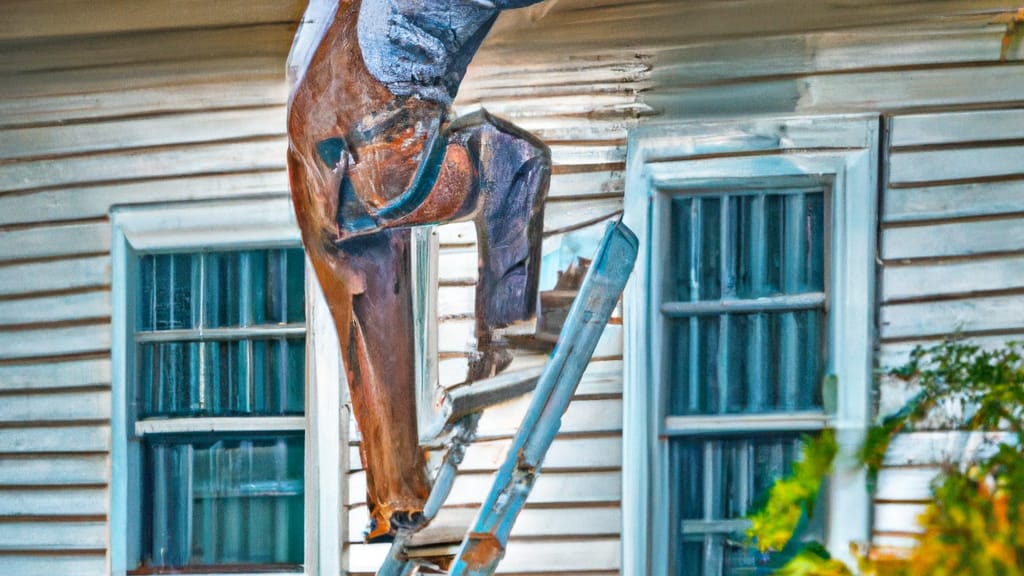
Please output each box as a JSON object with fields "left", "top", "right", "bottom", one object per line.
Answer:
{"left": 748, "top": 430, "right": 838, "bottom": 554}
{"left": 745, "top": 340, "right": 1024, "bottom": 575}
{"left": 873, "top": 340, "right": 1024, "bottom": 575}
{"left": 774, "top": 543, "right": 854, "bottom": 576}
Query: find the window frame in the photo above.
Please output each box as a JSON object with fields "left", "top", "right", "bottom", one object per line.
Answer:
{"left": 111, "top": 198, "right": 344, "bottom": 576}
{"left": 623, "top": 115, "right": 878, "bottom": 575}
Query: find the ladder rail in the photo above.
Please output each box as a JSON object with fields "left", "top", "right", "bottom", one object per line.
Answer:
{"left": 449, "top": 221, "right": 638, "bottom": 576}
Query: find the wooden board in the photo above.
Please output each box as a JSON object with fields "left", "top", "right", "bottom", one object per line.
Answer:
{"left": 0, "top": 106, "right": 285, "bottom": 161}
{"left": 0, "top": 389, "right": 111, "bottom": 424}
{"left": 0, "top": 256, "right": 109, "bottom": 297}
{"left": 348, "top": 506, "right": 620, "bottom": 544}
{"left": 0, "top": 290, "right": 110, "bottom": 326}
{"left": 880, "top": 293, "right": 1024, "bottom": 340}
{"left": 348, "top": 470, "right": 620, "bottom": 508}
{"left": 0, "top": 323, "right": 110, "bottom": 361}
{"left": 889, "top": 145, "right": 1024, "bottom": 185}
{"left": 0, "top": 0, "right": 304, "bottom": 41}
{"left": 0, "top": 487, "right": 108, "bottom": 516}
{"left": 882, "top": 254, "right": 1024, "bottom": 302}
{"left": 0, "top": 455, "right": 108, "bottom": 486}
{"left": 0, "top": 425, "right": 109, "bottom": 453}
{"left": 0, "top": 138, "right": 286, "bottom": 195}
{"left": 0, "top": 357, "right": 110, "bottom": 392}
{"left": 0, "top": 173, "right": 290, "bottom": 227}
{"left": 891, "top": 107, "right": 1024, "bottom": 147}
{"left": 347, "top": 537, "right": 620, "bottom": 574}
{"left": 0, "top": 520, "right": 106, "bottom": 551}
{"left": 882, "top": 216, "right": 1024, "bottom": 261}
{"left": 0, "top": 554, "right": 105, "bottom": 576}
{"left": 883, "top": 179, "right": 1024, "bottom": 223}
{"left": 0, "top": 76, "right": 287, "bottom": 128}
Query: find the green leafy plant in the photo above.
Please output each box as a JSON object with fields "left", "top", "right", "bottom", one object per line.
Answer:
{"left": 745, "top": 430, "right": 852, "bottom": 576}
{"left": 745, "top": 340, "right": 1024, "bottom": 575}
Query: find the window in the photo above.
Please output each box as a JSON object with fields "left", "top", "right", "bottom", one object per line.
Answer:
{"left": 111, "top": 199, "right": 343, "bottom": 576}
{"left": 135, "top": 248, "right": 306, "bottom": 570}
{"left": 623, "top": 116, "right": 878, "bottom": 576}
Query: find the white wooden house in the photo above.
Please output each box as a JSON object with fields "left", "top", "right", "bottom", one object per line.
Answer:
{"left": 1, "top": 1, "right": 1023, "bottom": 575}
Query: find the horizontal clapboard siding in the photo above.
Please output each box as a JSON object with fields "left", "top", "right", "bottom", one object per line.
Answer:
{"left": 876, "top": 106, "right": 1024, "bottom": 544}
{"left": 0, "top": 11, "right": 303, "bottom": 574}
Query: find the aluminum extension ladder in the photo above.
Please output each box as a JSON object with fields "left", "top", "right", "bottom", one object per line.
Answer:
{"left": 376, "top": 220, "right": 638, "bottom": 576}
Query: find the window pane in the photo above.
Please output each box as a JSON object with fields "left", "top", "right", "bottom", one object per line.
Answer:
{"left": 139, "top": 253, "right": 194, "bottom": 331}
{"left": 671, "top": 434, "right": 822, "bottom": 576}
{"left": 145, "top": 436, "right": 304, "bottom": 569}
{"left": 668, "top": 310, "right": 824, "bottom": 416}
{"left": 138, "top": 337, "right": 305, "bottom": 418}
{"left": 203, "top": 251, "right": 242, "bottom": 329}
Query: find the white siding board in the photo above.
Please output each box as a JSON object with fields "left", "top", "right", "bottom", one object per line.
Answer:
{"left": 0, "top": 358, "right": 110, "bottom": 392}
{"left": 0, "top": 138, "right": 286, "bottom": 195}
{"left": 875, "top": 468, "right": 941, "bottom": 502}
{"left": 644, "top": 64, "right": 1024, "bottom": 119}
{"left": 883, "top": 179, "right": 1024, "bottom": 223}
{"left": 349, "top": 506, "right": 620, "bottom": 544}
{"left": 652, "top": 21, "right": 1007, "bottom": 89}
{"left": 891, "top": 108, "right": 1024, "bottom": 147}
{"left": 547, "top": 171, "right": 624, "bottom": 199}
{"left": 0, "top": 24, "right": 294, "bottom": 77}
{"left": 874, "top": 503, "right": 927, "bottom": 534}
{"left": 437, "top": 247, "right": 478, "bottom": 282}
{"left": 0, "top": 77, "right": 287, "bottom": 128}
{"left": 0, "top": 0, "right": 304, "bottom": 41}
{"left": 883, "top": 255, "right": 1024, "bottom": 302}
{"left": 460, "top": 435, "right": 621, "bottom": 472}
{"left": 0, "top": 173, "right": 290, "bottom": 227}
{"left": 0, "top": 521, "right": 106, "bottom": 550}
{"left": 0, "top": 57, "right": 284, "bottom": 101}
{"left": 0, "top": 554, "right": 106, "bottom": 576}
{"left": 475, "top": 397, "right": 623, "bottom": 439}
{"left": 350, "top": 435, "right": 621, "bottom": 473}
{"left": 882, "top": 217, "right": 1024, "bottom": 260}
{"left": 438, "top": 319, "right": 476, "bottom": 354}
{"left": 878, "top": 336, "right": 1024, "bottom": 378}
{"left": 0, "top": 487, "right": 107, "bottom": 516}
{"left": 0, "top": 221, "right": 110, "bottom": 262}
{"left": 437, "top": 285, "right": 476, "bottom": 317}
{"left": 0, "top": 455, "right": 108, "bottom": 486}
{"left": 348, "top": 470, "right": 620, "bottom": 508}
{"left": 0, "top": 390, "right": 111, "bottom": 424}
{"left": 0, "top": 107, "right": 286, "bottom": 161}
{"left": 543, "top": 197, "right": 624, "bottom": 233}
{"left": 0, "top": 256, "right": 109, "bottom": 297}
{"left": 0, "top": 290, "right": 110, "bottom": 326}
{"left": 549, "top": 142, "right": 626, "bottom": 168}
{"left": 0, "top": 425, "right": 109, "bottom": 453}
{"left": 0, "top": 324, "right": 110, "bottom": 360}
{"left": 888, "top": 145, "right": 1024, "bottom": 185}
{"left": 348, "top": 538, "right": 620, "bottom": 574}
{"left": 880, "top": 293, "right": 1024, "bottom": 339}
{"left": 883, "top": 431, "right": 1012, "bottom": 467}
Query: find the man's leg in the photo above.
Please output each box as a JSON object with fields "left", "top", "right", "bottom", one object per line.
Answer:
{"left": 446, "top": 110, "right": 551, "bottom": 381}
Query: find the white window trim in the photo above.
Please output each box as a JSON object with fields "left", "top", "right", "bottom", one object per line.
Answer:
{"left": 110, "top": 197, "right": 344, "bottom": 576}
{"left": 622, "top": 115, "right": 878, "bottom": 575}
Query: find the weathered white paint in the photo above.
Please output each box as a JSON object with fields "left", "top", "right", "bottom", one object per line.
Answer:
{"left": 889, "top": 144, "right": 1024, "bottom": 184}
{"left": 884, "top": 179, "right": 1024, "bottom": 223}
{"left": 0, "top": 358, "right": 110, "bottom": 392}
{"left": 0, "top": 455, "right": 108, "bottom": 485}
{"left": 883, "top": 254, "right": 1024, "bottom": 302}
{"left": 0, "top": 290, "right": 110, "bottom": 326}
{"left": 0, "top": 256, "right": 109, "bottom": 296}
